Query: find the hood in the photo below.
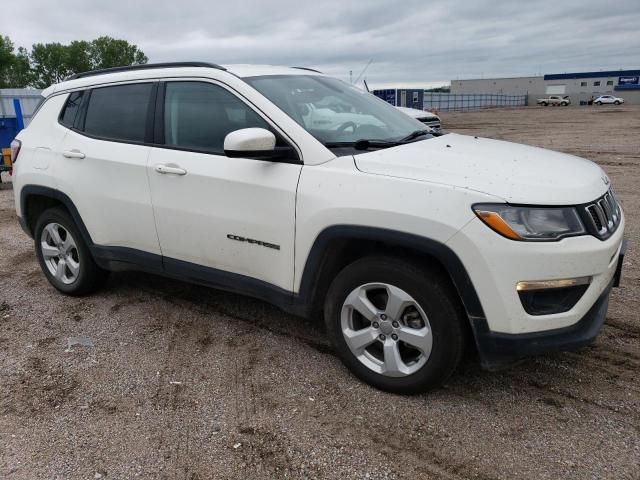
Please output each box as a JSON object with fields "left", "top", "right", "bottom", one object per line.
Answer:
{"left": 395, "top": 106, "right": 439, "bottom": 119}
{"left": 354, "top": 133, "right": 609, "bottom": 205}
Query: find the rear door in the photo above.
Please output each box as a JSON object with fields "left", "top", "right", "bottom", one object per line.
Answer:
{"left": 146, "top": 80, "right": 302, "bottom": 292}
{"left": 54, "top": 83, "right": 161, "bottom": 261}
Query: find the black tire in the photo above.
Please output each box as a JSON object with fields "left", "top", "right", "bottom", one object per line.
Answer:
{"left": 540, "top": 102, "right": 547, "bottom": 106}
{"left": 561, "top": 102, "right": 568, "bottom": 106}
{"left": 596, "top": 101, "right": 602, "bottom": 105}
{"left": 324, "top": 256, "right": 466, "bottom": 394}
{"left": 614, "top": 100, "right": 620, "bottom": 105}
{"left": 34, "top": 207, "right": 108, "bottom": 295}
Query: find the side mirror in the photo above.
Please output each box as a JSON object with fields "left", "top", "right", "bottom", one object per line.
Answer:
{"left": 224, "top": 128, "right": 299, "bottom": 162}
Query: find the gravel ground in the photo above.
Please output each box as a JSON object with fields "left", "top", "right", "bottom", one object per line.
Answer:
{"left": 1, "top": 105, "right": 639, "bottom": 480}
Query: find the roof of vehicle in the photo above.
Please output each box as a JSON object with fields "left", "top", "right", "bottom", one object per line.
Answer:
{"left": 41, "top": 63, "right": 323, "bottom": 97}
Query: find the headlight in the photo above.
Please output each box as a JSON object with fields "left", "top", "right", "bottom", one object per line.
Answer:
{"left": 473, "top": 204, "right": 585, "bottom": 241}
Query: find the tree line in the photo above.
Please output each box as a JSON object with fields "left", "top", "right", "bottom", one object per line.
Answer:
{"left": 0, "top": 35, "right": 148, "bottom": 89}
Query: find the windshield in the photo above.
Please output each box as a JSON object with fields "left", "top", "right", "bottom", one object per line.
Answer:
{"left": 244, "top": 75, "right": 430, "bottom": 146}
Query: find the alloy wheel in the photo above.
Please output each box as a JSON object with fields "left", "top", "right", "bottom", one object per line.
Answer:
{"left": 40, "top": 222, "right": 80, "bottom": 285}
{"left": 341, "top": 283, "right": 433, "bottom": 377}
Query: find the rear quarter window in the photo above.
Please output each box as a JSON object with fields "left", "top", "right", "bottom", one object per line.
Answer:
{"left": 59, "top": 91, "right": 84, "bottom": 128}
{"left": 83, "top": 83, "right": 153, "bottom": 143}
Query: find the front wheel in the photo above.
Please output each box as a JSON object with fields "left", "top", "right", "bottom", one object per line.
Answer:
{"left": 34, "top": 207, "right": 108, "bottom": 295}
{"left": 324, "top": 257, "right": 466, "bottom": 394}
{"left": 614, "top": 100, "right": 621, "bottom": 105}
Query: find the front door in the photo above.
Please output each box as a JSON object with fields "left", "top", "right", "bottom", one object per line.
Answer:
{"left": 147, "top": 81, "right": 302, "bottom": 293}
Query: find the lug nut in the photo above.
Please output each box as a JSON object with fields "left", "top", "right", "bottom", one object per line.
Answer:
{"left": 380, "top": 314, "right": 387, "bottom": 320}
{"left": 392, "top": 334, "right": 398, "bottom": 341}
{"left": 392, "top": 321, "right": 399, "bottom": 328}
{"left": 379, "top": 334, "right": 386, "bottom": 341}
{"left": 372, "top": 322, "right": 379, "bottom": 329}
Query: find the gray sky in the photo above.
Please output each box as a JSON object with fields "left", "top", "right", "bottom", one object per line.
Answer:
{"left": 4, "top": 0, "right": 639, "bottom": 88}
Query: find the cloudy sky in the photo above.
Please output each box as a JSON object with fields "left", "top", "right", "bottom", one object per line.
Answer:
{"left": 3, "top": 0, "right": 639, "bottom": 88}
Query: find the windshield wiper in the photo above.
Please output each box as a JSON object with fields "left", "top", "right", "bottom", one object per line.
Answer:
{"left": 323, "top": 139, "right": 400, "bottom": 150}
{"left": 399, "top": 129, "right": 431, "bottom": 142}
{"left": 324, "top": 131, "right": 435, "bottom": 151}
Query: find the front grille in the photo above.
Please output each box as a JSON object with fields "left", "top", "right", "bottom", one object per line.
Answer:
{"left": 418, "top": 117, "right": 441, "bottom": 128}
{"left": 581, "top": 190, "right": 621, "bottom": 240}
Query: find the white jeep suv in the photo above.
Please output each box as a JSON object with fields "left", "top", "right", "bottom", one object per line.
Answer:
{"left": 11, "top": 62, "right": 626, "bottom": 393}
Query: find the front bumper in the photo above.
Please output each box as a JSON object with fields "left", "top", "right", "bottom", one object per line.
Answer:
{"left": 474, "top": 273, "right": 615, "bottom": 370}
{"left": 446, "top": 211, "right": 626, "bottom": 368}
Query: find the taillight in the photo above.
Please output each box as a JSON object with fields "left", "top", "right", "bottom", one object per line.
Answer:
{"left": 10, "top": 139, "right": 21, "bottom": 164}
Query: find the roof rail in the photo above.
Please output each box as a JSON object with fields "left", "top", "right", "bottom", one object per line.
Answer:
{"left": 65, "top": 62, "right": 227, "bottom": 81}
{"left": 291, "top": 66, "right": 323, "bottom": 74}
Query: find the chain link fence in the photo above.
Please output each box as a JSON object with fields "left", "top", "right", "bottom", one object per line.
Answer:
{"left": 423, "top": 93, "right": 527, "bottom": 112}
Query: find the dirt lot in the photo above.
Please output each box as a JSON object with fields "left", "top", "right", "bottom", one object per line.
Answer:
{"left": 1, "top": 106, "right": 639, "bottom": 480}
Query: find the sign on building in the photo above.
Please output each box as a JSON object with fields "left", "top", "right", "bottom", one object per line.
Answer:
{"left": 619, "top": 76, "right": 639, "bottom": 86}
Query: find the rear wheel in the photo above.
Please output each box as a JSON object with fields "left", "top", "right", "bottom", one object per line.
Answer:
{"left": 596, "top": 101, "right": 602, "bottom": 105}
{"left": 540, "top": 102, "right": 548, "bottom": 106}
{"left": 324, "top": 257, "right": 466, "bottom": 394}
{"left": 34, "top": 207, "right": 108, "bottom": 295}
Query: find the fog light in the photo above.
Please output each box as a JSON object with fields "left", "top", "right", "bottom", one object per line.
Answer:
{"left": 517, "top": 277, "right": 591, "bottom": 315}
{"left": 516, "top": 277, "right": 591, "bottom": 291}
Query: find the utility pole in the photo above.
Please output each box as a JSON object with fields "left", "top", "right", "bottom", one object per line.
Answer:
{"left": 350, "top": 70, "right": 353, "bottom": 84}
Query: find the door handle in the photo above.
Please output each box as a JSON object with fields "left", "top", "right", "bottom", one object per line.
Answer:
{"left": 154, "top": 164, "right": 187, "bottom": 176}
{"left": 62, "top": 150, "right": 85, "bottom": 159}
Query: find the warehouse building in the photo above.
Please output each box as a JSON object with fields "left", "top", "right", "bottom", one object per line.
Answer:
{"left": 451, "top": 69, "right": 640, "bottom": 105}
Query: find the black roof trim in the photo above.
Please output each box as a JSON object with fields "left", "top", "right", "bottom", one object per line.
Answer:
{"left": 291, "top": 66, "right": 323, "bottom": 74}
{"left": 65, "top": 62, "right": 227, "bottom": 81}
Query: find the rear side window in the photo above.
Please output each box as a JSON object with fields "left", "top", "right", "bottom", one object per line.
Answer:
{"left": 163, "top": 82, "right": 270, "bottom": 153}
{"left": 60, "top": 91, "right": 84, "bottom": 128}
{"left": 83, "top": 83, "right": 152, "bottom": 142}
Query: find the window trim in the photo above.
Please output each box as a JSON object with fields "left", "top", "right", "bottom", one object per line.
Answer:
{"left": 77, "top": 81, "right": 156, "bottom": 144}
{"left": 58, "top": 90, "right": 85, "bottom": 129}
{"left": 57, "top": 81, "right": 157, "bottom": 147}
{"left": 154, "top": 79, "right": 301, "bottom": 163}
{"left": 55, "top": 77, "right": 302, "bottom": 164}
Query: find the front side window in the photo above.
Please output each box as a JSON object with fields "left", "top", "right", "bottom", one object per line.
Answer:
{"left": 83, "top": 83, "right": 152, "bottom": 142}
{"left": 244, "top": 75, "right": 429, "bottom": 146}
{"left": 60, "top": 91, "right": 84, "bottom": 128}
{"left": 163, "top": 82, "right": 270, "bottom": 153}
{"left": 593, "top": 81, "right": 601, "bottom": 86}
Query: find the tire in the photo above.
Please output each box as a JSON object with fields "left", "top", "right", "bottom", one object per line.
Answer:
{"left": 614, "top": 100, "right": 620, "bottom": 105}
{"left": 561, "top": 102, "right": 568, "bottom": 106}
{"left": 596, "top": 101, "right": 602, "bottom": 105}
{"left": 540, "top": 102, "right": 547, "bottom": 106}
{"left": 34, "top": 207, "right": 108, "bottom": 295}
{"left": 324, "top": 256, "right": 466, "bottom": 394}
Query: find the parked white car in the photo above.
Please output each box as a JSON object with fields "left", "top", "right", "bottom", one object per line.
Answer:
{"left": 11, "top": 62, "right": 626, "bottom": 393}
{"left": 395, "top": 106, "right": 441, "bottom": 129}
{"left": 593, "top": 95, "right": 624, "bottom": 105}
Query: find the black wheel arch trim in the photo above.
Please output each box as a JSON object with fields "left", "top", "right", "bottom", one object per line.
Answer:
{"left": 20, "top": 185, "right": 94, "bottom": 243}
{"left": 296, "top": 225, "right": 486, "bottom": 321}
{"left": 19, "top": 185, "right": 163, "bottom": 272}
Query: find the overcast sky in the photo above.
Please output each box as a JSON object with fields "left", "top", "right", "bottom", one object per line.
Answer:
{"left": 3, "top": 0, "right": 639, "bottom": 88}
